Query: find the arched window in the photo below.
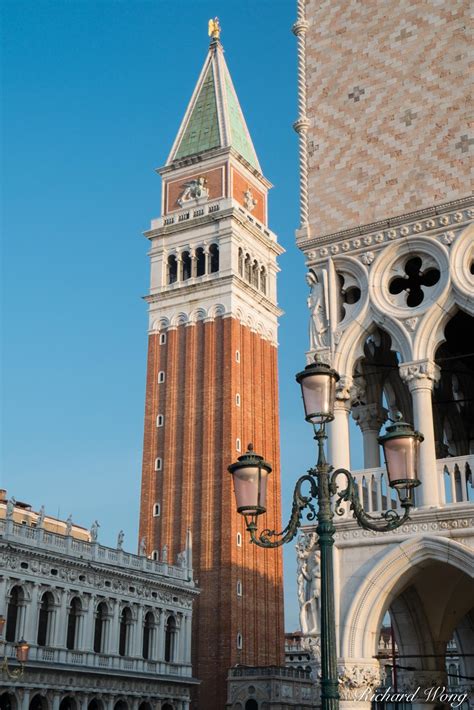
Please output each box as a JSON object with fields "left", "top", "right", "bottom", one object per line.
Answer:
{"left": 158, "top": 371, "right": 165, "bottom": 383}
{"left": 59, "top": 697, "right": 76, "bottom": 710}
{"left": 167, "top": 255, "right": 178, "bottom": 284}
{"left": 237, "top": 580, "right": 242, "bottom": 597}
{"left": 236, "top": 439, "right": 241, "bottom": 452}
{"left": 156, "top": 414, "right": 164, "bottom": 427}
{"left": 155, "top": 457, "right": 162, "bottom": 471}
{"left": 236, "top": 632, "right": 243, "bottom": 650}
{"left": 260, "top": 266, "right": 267, "bottom": 294}
{"left": 37, "top": 591, "right": 55, "bottom": 647}
{"left": 209, "top": 244, "right": 219, "bottom": 273}
{"left": 236, "top": 532, "right": 242, "bottom": 547}
{"left": 6, "top": 585, "right": 23, "bottom": 642}
{"left": 181, "top": 251, "right": 192, "bottom": 281}
{"left": 165, "top": 615, "right": 177, "bottom": 662}
{"left": 235, "top": 393, "right": 241, "bottom": 406}
{"left": 119, "top": 606, "right": 132, "bottom": 657}
{"left": 159, "top": 332, "right": 167, "bottom": 345}
{"left": 94, "top": 601, "right": 108, "bottom": 653}
{"left": 153, "top": 503, "right": 160, "bottom": 517}
{"left": 238, "top": 247, "right": 244, "bottom": 276}
{"left": 66, "top": 597, "right": 81, "bottom": 650}
{"left": 142, "top": 611, "right": 155, "bottom": 660}
{"left": 244, "top": 254, "right": 251, "bottom": 282}
{"left": 251, "top": 260, "right": 259, "bottom": 288}
{"left": 29, "top": 696, "right": 48, "bottom": 710}
{"left": 151, "top": 550, "right": 159, "bottom": 561}
{"left": 196, "top": 247, "right": 206, "bottom": 276}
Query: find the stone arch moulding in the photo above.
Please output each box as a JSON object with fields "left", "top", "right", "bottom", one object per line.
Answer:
{"left": 449, "top": 224, "right": 474, "bottom": 314}
{"left": 369, "top": 236, "right": 451, "bottom": 324}
{"left": 332, "top": 255, "right": 369, "bottom": 328}
{"left": 151, "top": 317, "right": 170, "bottom": 332}
{"left": 341, "top": 534, "right": 474, "bottom": 659}
{"left": 334, "top": 313, "right": 411, "bottom": 381}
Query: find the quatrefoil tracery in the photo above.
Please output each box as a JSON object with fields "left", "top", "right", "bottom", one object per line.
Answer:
{"left": 389, "top": 256, "right": 440, "bottom": 308}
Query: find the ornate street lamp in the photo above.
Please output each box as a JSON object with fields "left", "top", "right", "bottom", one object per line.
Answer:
{"left": 0, "top": 614, "right": 30, "bottom": 680}
{"left": 228, "top": 356, "right": 423, "bottom": 710}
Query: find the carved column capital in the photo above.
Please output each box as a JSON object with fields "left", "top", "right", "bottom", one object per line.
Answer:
{"left": 336, "top": 376, "right": 353, "bottom": 402}
{"left": 352, "top": 403, "right": 388, "bottom": 432}
{"left": 399, "top": 359, "right": 440, "bottom": 391}
{"left": 338, "top": 662, "right": 382, "bottom": 701}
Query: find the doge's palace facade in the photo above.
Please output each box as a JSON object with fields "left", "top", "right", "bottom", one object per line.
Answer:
{"left": 292, "top": 0, "right": 474, "bottom": 708}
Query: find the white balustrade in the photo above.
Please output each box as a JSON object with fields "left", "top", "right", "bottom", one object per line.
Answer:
{"left": 347, "top": 454, "right": 473, "bottom": 514}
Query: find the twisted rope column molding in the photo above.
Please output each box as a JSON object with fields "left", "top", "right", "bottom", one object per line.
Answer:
{"left": 292, "top": 1, "right": 310, "bottom": 234}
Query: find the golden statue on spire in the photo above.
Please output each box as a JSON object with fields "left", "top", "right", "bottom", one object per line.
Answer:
{"left": 208, "top": 17, "right": 221, "bottom": 40}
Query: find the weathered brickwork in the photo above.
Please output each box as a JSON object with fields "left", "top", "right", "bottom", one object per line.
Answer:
{"left": 305, "top": 0, "right": 472, "bottom": 238}
{"left": 139, "top": 319, "right": 284, "bottom": 709}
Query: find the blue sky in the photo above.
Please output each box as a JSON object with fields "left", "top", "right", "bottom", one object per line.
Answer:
{"left": 2, "top": 0, "right": 363, "bottom": 631}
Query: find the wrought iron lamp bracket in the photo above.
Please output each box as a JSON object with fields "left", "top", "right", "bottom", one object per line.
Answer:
{"left": 1, "top": 655, "right": 25, "bottom": 681}
{"left": 246, "top": 472, "right": 318, "bottom": 548}
{"left": 331, "top": 467, "right": 412, "bottom": 532}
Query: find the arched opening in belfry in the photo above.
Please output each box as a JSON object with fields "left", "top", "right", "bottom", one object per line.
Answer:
{"left": 350, "top": 327, "right": 412, "bottom": 507}
{"left": 209, "top": 243, "right": 219, "bottom": 273}
{"left": 374, "top": 560, "right": 474, "bottom": 698}
{"left": 196, "top": 246, "right": 206, "bottom": 276}
{"left": 434, "top": 310, "right": 474, "bottom": 503}
{"left": 181, "top": 250, "right": 192, "bottom": 280}
{"left": 167, "top": 254, "right": 178, "bottom": 284}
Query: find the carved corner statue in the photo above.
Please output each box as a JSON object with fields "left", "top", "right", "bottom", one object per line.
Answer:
{"left": 177, "top": 177, "right": 209, "bottom": 207}
{"left": 65, "top": 514, "right": 73, "bottom": 536}
{"left": 296, "top": 532, "right": 321, "bottom": 635}
{"left": 306, "top": 271, "right": 329, "bottom": 351}
{"left": 117, "top": 529, "right": 125, "bottom": 550}
{"left": 208, "top": 17, "right": 221, "bottom": 40}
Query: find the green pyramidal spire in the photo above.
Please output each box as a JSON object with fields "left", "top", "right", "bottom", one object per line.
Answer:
{"left": 167, "top": 38, "right": 262, "bottom": 173}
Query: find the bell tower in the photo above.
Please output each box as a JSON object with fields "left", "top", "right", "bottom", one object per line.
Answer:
{"left": 139, "top": 22, "right": 285, "bottom": 709}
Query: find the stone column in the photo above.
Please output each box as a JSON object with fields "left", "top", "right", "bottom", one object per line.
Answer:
{"left": 108, "top": 600, "right": 121, "bottom": 655}
{"left": 55, "top": 588, "right": 69, "bottom": 647}
{"left": 82, "top": 594, "right": 96, "bottom": 651}
{"left": 20, "top": 690, "right": 30, "bottom": 710}
{"left": 328, "top": 378, "right": 352, "bottom": 471}
{"left": 24, "top": 583, "right": 40, "bottom": 644}
{"left": 352, "top": 403, "right": 387, "bottom": 469}
{"left": 134, "top": 605, "right": 144, "bottom": 657}
{"left": 177, "top": 254, "right": 183, "bottom": 282}
{"left": 52, "top": 693, "right": 61, "bottom": 710}
{"left": 157, "top": 610, "right": 166, "bottom": 660}
{"left": 191, "top": 254, "right": 197, "bottom": 278}
{"left": 399, "top": 360, "right": 441, "bottom": 507}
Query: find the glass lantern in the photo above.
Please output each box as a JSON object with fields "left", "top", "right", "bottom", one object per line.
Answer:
{"left": 379, "top": 417, "right": 423, "bottom": 498}
{"left": 228, "top": 444, "right": 272, "bottom": 517}
{"left": 15, "top": 639, "right": 30, "bottom": 665}
{"left": 295, "top": 357, "right": 339, "bottom": 424}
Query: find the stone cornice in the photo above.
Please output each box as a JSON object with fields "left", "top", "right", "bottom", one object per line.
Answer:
{"left": 301, "top": 503, "right": 474, "bottom": 545}
{"left": 0, "top": 540, "right": 199, "bottom": 600}
{"left": 144, "top": 203, "right": 283, "bottom": 256}
{"left": 298, "top": 196, "right": 473, "bottom": 254}
{"left": 144, "top": 274, "right": 284, "bottom": 319}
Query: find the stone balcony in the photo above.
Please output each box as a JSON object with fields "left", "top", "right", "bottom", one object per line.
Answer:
{"left": 1, "top": 641, "right": 193, "bottom": 678}
{"left": 348, "top": 454, "right": 474, "bottom": 515}
{"left": 149, "top": 197, "right": 273, "bottom": 240}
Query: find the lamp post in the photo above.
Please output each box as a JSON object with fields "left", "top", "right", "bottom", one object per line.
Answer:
{"left": 228, "top": 357, "right": 423, "bottom": 710}
{"left": 0, "top": 615, "right": 30, "bottom": 680}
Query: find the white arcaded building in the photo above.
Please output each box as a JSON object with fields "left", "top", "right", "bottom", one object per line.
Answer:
{"left": 0, "top": 496, "right": 198, "bottom": 710}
